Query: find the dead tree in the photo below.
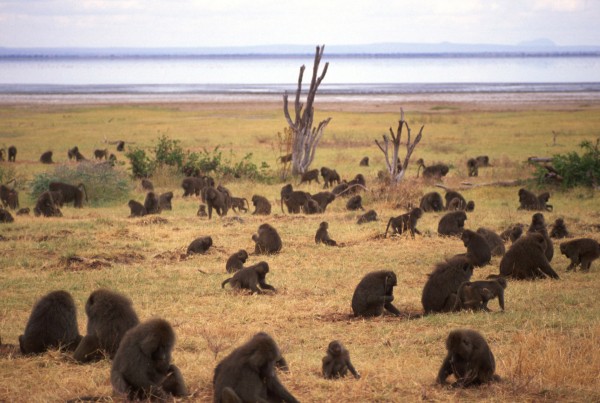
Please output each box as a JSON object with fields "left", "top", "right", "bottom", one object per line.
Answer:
{"left": 283, "top": 45, "right": 331, "bottom": 176}
{"left": 375, "top": 109, "right": 424, "bottom": 183}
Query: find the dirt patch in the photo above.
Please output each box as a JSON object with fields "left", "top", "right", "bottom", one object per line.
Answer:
{"left": 136, "top": 216, "right": 169, "bottom": 225}
{"left": 60, "top": 255, "right": 112, "bottom": 271}
{"left": 90, "top": 251, "right": 146, "bottom": 264}
{"left": 153, "top": 249, "right": 187, "bottom": 262}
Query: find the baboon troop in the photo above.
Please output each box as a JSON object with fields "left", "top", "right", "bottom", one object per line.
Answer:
{"left": 357, "top": 209, "right": 378, "bottom": 224}
{"left": 384, "top": 207, "right": 423, "bottom": 238}
{"left": 40, "top": 150, "right": 53, "bottom": 164}
{"left": 518, "top": 188, "right": 552, "bottom": 211}
{"left": 421, "top": 255, "right": 473, "bottom": 314}
{"left": 8, "top": 145, "right": 17, "bottom": 162}
{"left": 49, "top": 181, "right": 88, "bottom": 208}
{"left": 550, "top": 218, "right": 569, "bottom": 239}
{"left": 419, "top": 191, "right": 444, "bottom": 212}
{"left": 299, "top": 168, "right": 320, "bottom": 185}
{"left": 315, "top": 221, "right": 337, "bottom": 246}
{"left": 416, "top": 158, "right": 449, "bottom": 179}
{"left": 251, "top": 194, "right": 272, "bottom": 215}
{"left": 559, "top": 238, "right": 600, "bottom": 272}
{"left": 252, "top": 223, "right": 282, "bottom": 254}
{"left": 352, "top": 270, "right": 401, "bottom": 317}
{"left": 499, "top": 233, "right": 559, "bottom": 280}
{"left": 454, "top": 278, "right": 507, "bottom": 312}
{"left": 186, "top": 236, "right": 213, "bottom": 255}
{"left": 322, "top": 340, "right": 360, "bottom": 379}
{"left": 320, "top": 166, "right": 341, "bottom": 188}
{"left": 221, "top": 261, "right": 276, "bottom": 294}
{"left": 225, "top": 249, "right": 249, "bottom": 273}
{"left": 437, "top": 211, "right": 467, "bottom": 236}
{"left": 460, "top": 229, "right": 492, "bottom": 267}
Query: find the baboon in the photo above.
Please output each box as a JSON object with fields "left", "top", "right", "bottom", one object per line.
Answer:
{"left": 68, "top": 146, "right": 85, "bottom": 161}
{"left": 518, "top": 188, "right": 553, "bottom": 211}
{"left": 299, "top": 169, "right": 320, "bottom": 185}
{"left": 94, "top": 149, "right": 109, "bottom": 160}
{"left": 158, "top": 191, "right": 173, "bottom": 211}
{"left": 48, "top": 190, "right": 63, "bottom": 207}
{"left": 302, "top": 198, "right": 321, "bottom": 214}
{"left": 476, "top": 227, "right": 506, "bottom": 256}
{"left": 143, "top": 191, "right": 161, "bottom": 215}
{"left": 359, "top": 156, "right": 369, "bottom": 166}
{"left": 19, "top": 290, "right": 82, "bottom": 354}
{"left": 186, "top": 236, "right": 213, "bottom": 255}
{"left": 283, "top": 190, "right": 311, "bottom": 214}
{"left": 202, "top": 186, "right": 229, "bottom": 219}
{"left": 74, "top": 289, "right": 140, "bottom": 362}
{"left": 500, "top": 224, "right": 524, "bottom": 243}
{"left": 454, "top": 278, "right": 507, "bottom": 312}
{"left": 251, "top": 194, "right": 271, "bottom": 215}
{"left": 230, "top": 196, "right": 249, "bottom": 213}
{"left": 5, "top": 189, "right": 18, "bottom": 210}
{"left": 331, "top": 180, "right": 349, "bottom": 196}
{"left": 311, "top": 191, "right": 336, "bottom": 213}
{"left": 322, "top": 340, "right": 360, "bottom": 379}
{"left": 34, "top": 191, "right": 62, "bottom": 217}
{"left": 116, "top": 141, "right": 125, "bottom": 152}
{"left": 40, "top": 151, "right": 53, "bottom": 164}
{"left": 279, "top": 153, "right": 292, "bottom": 163}
{"left": 437, "top": 211, "right": 467, "bottom": 236}
{"left": 221, "top": 261, "right": 276, "bottom": 294}
{"left": 527, "top": 212, "right": 553, "bottom": 261}
{"left": 49, "top": 181, "right": 88, "bottom": 208}
{"left": 460, "top": 229, "right": 492, "bottom": 267}
{"left": 108, "top": 153, "right": 117, "bottom": 165}
{"left": 141, "top": 178, "right": 154, "bottom": 191}
{"left": 416, "top": 158, "right": 449, "bottom": 179}
{"left": 8, "top": 145, "right": 16, "bottom": 162}
{"left": 550, "top": 218, "right": 569, "bottom": 239}
{"left": 320, "top": 166, "right": 341, "bottom": 188}
{"left": 111, "top": 319, "right": 187, "bottom": 401}
{"left": 0, "top": 208, "right": 14, "bottom": 223}
{"left": 252, "top": 223, "right": 282, "bottom": 254}
{"left": 357, "top": 209, "right": 378, "bottom": 224}
{"left": 437, "top": 329, "right": 499, "bottom": 387}
{"left": 315, "top": 221, "right": 337, "bottom": 246}
{"left": 352, "top": 270, "right": 401, "bottom": 317}
{"left": 346, "top": 173, "right": 366, "bottom": 195}
{"left": 128, "top": 200, "right": 146, "bottom": 217}
{"left": 280, "top": 183, "right": 294, "bottom": 213}
{"left": 16, "top": 207, "right": 30, "bottom": 216}
{"left": 449, "top": 197, "right": 474, "bottom": 212}
{"left": 0, "top": 148, "right": 3, "bottom": 161}
{"left": 467, "top": 158, "right": 478, "bottom": 177}
{"left": 444, "top": 190, "right": 467, "bottom": 210}
{"left": 213, "top": 332, "right": 298, "bottom": 403}
{"left": 197, "top": 204, "right": 207, "bottom": 217}
{"left": 346, "top": 195, "right": 364, "bottom": 211}
{"left": 419, "top": 192, "right": 444, "bottom": 212}
{"left": 466, "top": 201, "right": 475, "bottom": 212}
{"left": 560, "top": 238, "right": 600, "bottom": 272}
{"left": 181, "top": 176, "right": 206, "bottom": 197}
{"left": 421, "top": 255, "right": 474, "bottom": 314}
{"left": 499, "top": 233, "right": 559, "bottom": 280}
{"left": 476, "top": 155, "right": 491, "bottom": 167}
{"left": 385, "top": 207, "right": 423, "bottom": 238}
{"left": 225, "top": 249, "right": 249, "bottom": 273}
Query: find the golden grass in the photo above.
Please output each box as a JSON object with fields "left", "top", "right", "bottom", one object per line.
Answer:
{"left": 1, "top": 99, "right": 600, "bottom": 402}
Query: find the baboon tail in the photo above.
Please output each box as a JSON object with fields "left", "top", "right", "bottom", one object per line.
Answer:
{"left": 221, "top": 278, "right": 231, "bottom": 288}
{"left": 384, "top": 218, "right": 393, "bottom": 238}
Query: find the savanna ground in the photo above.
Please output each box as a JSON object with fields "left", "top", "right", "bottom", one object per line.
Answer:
{"left": 1, "top": 95, "right": 600, "bottom": 402}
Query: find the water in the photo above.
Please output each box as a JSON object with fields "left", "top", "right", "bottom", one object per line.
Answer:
{"left": 0, "top": 54, "right": 599, "bottom": 94}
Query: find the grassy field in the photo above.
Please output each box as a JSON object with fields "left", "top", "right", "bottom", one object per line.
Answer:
{"left": 1, "top": 99, "right": 600, "bottom": 402}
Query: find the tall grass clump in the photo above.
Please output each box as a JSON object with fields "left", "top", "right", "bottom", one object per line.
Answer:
{"left": 535, "top": 139, "right": 600, "bottom": 188}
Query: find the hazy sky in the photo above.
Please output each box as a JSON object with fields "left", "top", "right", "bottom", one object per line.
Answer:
{"left": 0, "top": 0, "right": 598, "bottom": 48}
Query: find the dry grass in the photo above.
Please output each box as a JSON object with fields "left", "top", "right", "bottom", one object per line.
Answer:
{"left": 1, "top": 100, "right": 600, "bottom": 402}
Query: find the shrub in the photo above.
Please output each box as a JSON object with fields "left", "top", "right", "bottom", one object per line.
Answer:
{"left": 125, "top": 147, "right": 155, "bottom": 179}
{"left": 154, "top": 135, "right": 185, "bottom": 169}
{"left": 535, "top": 139, "right": 600, "bottom": 188}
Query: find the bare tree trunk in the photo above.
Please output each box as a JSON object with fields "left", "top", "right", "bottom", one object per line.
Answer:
{"left": 283, "top": 45, "right": 331, "bottom": 176}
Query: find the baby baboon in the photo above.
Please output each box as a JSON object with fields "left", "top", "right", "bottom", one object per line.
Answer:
{"left": 16, "top": 207, "right": 30, "bottom": 216}
{"left": 19, "top": 290, "right": 82, "bottom": 354}
{"left": 94, "top": 149, "right": 108, "bottom": 160}
{"left": 550, "top": 218, "right": 569, "bottom": 239}
{"left": 252, "top": 223, "right": 282, "bottom": 254}
{"left": 311, "top": 191, "right": 336, "bottom": 213}
{"left": 527, "top": 212, "right": 553, "bottom": 261}
{"left": 0, "top": 208, "right": 14, "bottom": 223}
{"left": 467, "top": 158, "right": 478, "bottom": 177}
{"left": 476, "top": 227, "right": 506, "bottom": 256}
{"left": 128, "top": 200, "right": 146, "bottom": 217}
{"left": 225, "top": 249, "right": 249, "bottom": 273}
{"left": 500, "top": 224, "right": 524, "bottom": 242}
{"left": 213, "top": 332, "right": 298, "bottom": 403}
{"left": 476, "top": 155, "right": 490, "bottom": 167}
{"left": 322, "top": 340, "right": 360, "bottom": 379}
{"left": 280, "top": 183, "right": 294, "bottom": 213}
{"left": 221, "top": 261, "right": 276, "bottom": 294}
{"left": 454, "top": 278, "right": 507, "bottom": 312}
{"left": 299, "top": 169, "right": 320, "bottom": 185}
{"left": 421, "top": 255, "right": 474, "bottom": 314}
{"left": 197, "top": 204, "right": 207, "bottom": 217}
{"left": 8, "top": 145, "right": 16, "bottom": 162}
{"left": 49, "top": 181, "right": 88, "bottom": 208}
{"left": 499, "top": 233, "right": 559, "bottom": 280}
{"left": 116, "top": 141, "right": 125, "bottom": 152}
{"left": 315, "top": 221, "right": 337, "bottom": 246}
{"left": 560, "top": 238, "right": 600, "bottom": 272}
{"left": 437, "top": 329, "right": 499, "bottom": 387}
{"left": 230, "top": 197, "right": 249, "bottom": 213}
{"left": 74, "top": 288, "right": 140, "bottom": 362}
{"left": 420, "top": 192, "right": 444, "bottom": 212}
{"left": 251, "top": 195, "right": 271, "bottom": 215}
{"left": 385, "top": 207, "right": 423, "bottom": 238}
{"left": 437, "top": 211, "right": 467, "bottom": 236}
{"left": 187, "top": 236, "right": 213, "bottom": 255}
{"left": 357, "top": 209, "right": 378, "bottom": 225}
{"left": 416, "top": 158, "right": 449, "bottom": 179}
{"left": 460, "top": 229, "right": 492, "bottom": 267}
{"left": 445, "top": 190, "right": 467, "bottom": 210}
{"left": 346, "top": 195, "right": 364, "bottom": 211}
{"left": 331, "top": 180, "right": 349, "bottom": 196}
{"left": 143, "top": 191, "right": 161, "bottom": 214}
{"left": 351, "top": 270, "right": 401, "bottom": 317}
{"left": 111, "top": 319, "right": 187, "bottom": 401}
{"left": 158, "top": 191, "right": 173, "bottom": 211}
{"left": 518, "top": 188, "right": 552, "bottom": 211}
{"left": 34, "top": 191, "right": 62, "bottom": 217}
{"left": 359, "top": 156, "right": 369, "bottom": 166}
{"left": 320, "top": 166, "right": 341, "bottom": 189}
{"left": 141, "top": 178, "right": 154, "bottom": 191}
{"left": 302, "top": 198, "right": 321, "bottom": 214}
{"left": 40, "top": 151, "right": 53, "bottom": 164}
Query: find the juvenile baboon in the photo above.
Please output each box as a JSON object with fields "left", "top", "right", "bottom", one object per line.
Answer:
{"left": 283, "top": 190, "right": 311, "bottom": 214}
{"left": 416, "top": 158, "right": 449, "bottom": 179}
{"left": 437, "top": 211, "right": 467, "bottom": 236}
{"left": 351, "top": 270, "right": 401, "bottom": 317}
{"left": 315, "top": 221, "right": 337, "bottom": 246}
{"left": 8, "top": 145, "right": 16, "bottom": 162}
{"left": 186, "top": 236, "right": 213, "bottom": 255}
{"left": 225, "top": 249, "right": 249, "bottom": 273}
{"left": 322, "top": 340, "right": 360, "bottom": 379}
{"left": 476, "top": 155, "right": 490, "bottom": 167}
{"left": 252, "top": 223, "right": 282, "bottom": 254}
{"left": 19, "top": 290, "right": 82, "bottom": 354}
{"left": 158, "top": 191, "right": 173, "bottom": 211}
{"left": 302, "top": 198, "right": 321, "bottom": 214}
{"left": 560, "top": 238, "right": 600, "bottom": 272}
{"left": 116, "top": 141, "right": 125, "bottom": 152}
{"left": 280, "top": 183, "right": 294, "bottom": 213}
{"left": 279, "top": 153, "right": 292, "bottom": 163}
{"left": 331, "top": 180, "right": 349, "bottom": 196}
{"left": 467, "top": 158, "right": 478, "bottom": 177}
{"left": 311, "top": 191, "right": 336, "bottom": 213}
{"left": 251, "top": 195, "right": 271, "bottom": 215}
{"left": 34, "top": 191, "right": 62, "bottom": 217}
{"left": 460, "top": 229, "right": 492, "bottom": 267}
{"left": 437, "top": 329, "right": 499, "bottom": 387}
{"left": 419, "top": 192, "right": 444, "bottom": 212}
{"left": 346, "top": 195, "right": 364, "bottom": 211}
{"left": 518, "top": 188, "right": 553, "bottom": 211}
{"left": 550, "top": 218, "right": 569, "bottom": 239}
{"left": 476, "top": 227, "right": 506, "bottom": 256}
{"left": 108, "top": 153, "right": 117, "bottom": 165}
{"left": 94, "top": 149, "right": 109, "bottom": 160}
{"left": 346, "top": 173, "right": 366, "bottom": 195}
{"left": 320, "top": 166, "right": 341, "bottom": 189}
{"left": 0, "top": 208, "right": 14, "bottom": 223}
{"left": 143, "top": 191, "right": 161, "bottom": 215}
{"left": 357, "top": 209, "right": 378, "bottom": 224}
{"left": 454, "top": 278, "right": 507, "bottom": 312}
{"left": 40, "top": 151, "right": 53, "bottom": 164}
{"left": 359, "top": 156, "right": 369, "bottom": 166}
{"left": 141, "top": 178, "right": 154, "bottom": 191}
{"left": 0, "top": 184, "right": 18, "bottom": 209}
{"left": 500, "top": 224, "right": 524, "bottom": 243}
{"left": 111, "top": 319, "right": 187, "bottom": 400}
{"left": 181, "top": 177, "right": 205, "bottom": 197}
{"left": 74, "top": 289, "right": 140, "bottom": 362}
{"left": 128, "top": 200, "right": 146, "bottom": 217}
{"left": 444, "top": 190, "right": 467, "bottom": 210}
{"left": 499, "top": 233, "right": 559, "bottom": 280}
{"left": 196, "top": 204, "right": 207, "bottom": 217}
{"left": 230, "top": 196, "right": 249, "bottom": 213}
{"left": 49, "top": 181, "right": 88, "bottom": 208}
{"left": 527, "top": 212, "right": 553, "bottom": 261}
{"left": 299, "top": 169, "right": 320, "bottom": 185}
{"left": 68, "top": 146, "right": 85, "bottom": 161}
{"left": 201, "top": 186, "right": 229, "bottom": 219}
{"left": 421, "top": 255, "right": 473, "bottom": 314}
{"left": 213, "top": 332, "right": 298, "bottom": 403}
{"left": 385, "top": 207, "right": 423, "bottom": 238}
{"left": 221, "top": 261, "right": 276, "bottom": 294}
{"left": 16, "top": 207, "right": 30, "bottom": 216}
{"left": 466, "top": 200, "right": 475, "bottom": 212}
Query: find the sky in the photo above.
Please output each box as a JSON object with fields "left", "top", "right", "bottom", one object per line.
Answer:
{"left": 0, "top": 0, "right": 599, "bottom": 48}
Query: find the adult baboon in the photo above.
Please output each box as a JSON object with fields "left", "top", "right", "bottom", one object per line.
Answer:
{"left": 19, "top": 290, "right": 82, "bottom": 354}
{"left": 225, "top": 249, "right": 249, "bottom": 273}
{"left": 550, "top": 218, "right": 569, "bottom": 239}
{"left": 419, "top": 192, "right": 444, "bottom": 212}
{"left": 385, "top": 207, "right": 423, "bottom": 238}
{"left": 331, "top": 180, "right": 349, "bottom": 196}
{"left": 315, "top": 221, "right": 337, "bottom": 246}
{"left": 299, "top": 169, "right": 320, "bottom": 185}
{"left": 460, "top": 229, "right": 492, "bottom": 267}
{"left": 527, "top": 212, "right": 553, "bottom": 261}
{"left": 0, "top": 208, "right": 14, "bottom": 223}
{"left": 320, "top": 167, "right": 341, "bottom": 188}
{"left": 444, "top": 190, "right": 467, "bottom": 210}
{"left": 213, "top": 332, "right": 298, "bottom": 403}
{"left": 437, "top": 329, "right": 499, "bottom": 387}
{"left": 500, "top": 224, "right": 524, "bottom": 243}
{"left": 230, "top": 196, "right": 249, "bottom": 213}
{"left": 252, "top": 223, "right": 282, "bottom": 254}
{"left": 251, "top": 194, "right": 271, "bottom": 215}
{"left": 454, "top": 278, "right": 507, "bottom": 312}
{"left": 311, "top": 191, "right": 336, "bottom": 213}
{"left": 560, "top": 238, "right": 600, "bottom": 272}
{"left": 40, "top": 151, "right": 53, "bottom": 164}
{"left": 351, "top": 270, "right": 401, "bottom": 317}
{"left": 181, "top": 177, "right": 206, "bottom": 197}
{"left": 158, "top": 191, "right": 173, "bottom": 211}
{"left": 475, "top": 155, "right": 491, "bottom": 167}
{"left": 416, "top": 158, "right": 449, "bottom": 179}
{"left": 111, "top": 319, "right": 187, "bottom": 401}
{"left": 94, "top": 149, "right": 109, "bottom": 160}
{"left": 221, "top": 261, "right": 276, "bottom": 294}
{"left": 186, "top": 236, "right": 213, "bottom": 255}
{"left": 280, "top": 183, "right": 294, "bottom": 213}
{"left": 49, "top": 181, "right": 88, "bottom": 208}
{"left": 357, "top": 209, "right": 378, "bottom": 224}
{"left": 437, "top": 211, "right": 467, "bottom": 236}
{"left": 128, "top": 200, "right": 146, "bottom": 217}
{"left": 283, "top": 190, "right": 311, "bottom": 214}
{"left": 143, "top": 191, "right": 161, "bottom": 214}
{"left": 74, "top": 289, "right": 140, "bottom": 362}
{"left": 202, "top": 186, "right": 229, "bottom": 219}
{"left": 421, "top": 255, "right": 474, "bottom": 314}
{"left": 359, "top": 156, "right": 369, "bottom": 166}
{"left": 466, "top": 201, "right": 475, "bottom": 212}
{"left": 467, "top": 158, "right": 478, "bottom": 177}
{"left": 518, "top": 188, "right": 553, "bottom": 211}
{"left": 116, "top": 141, "right": 125, "bottom": 152}
{"left": 346, "top": 195, "right": 364, "bottom": 211}
{"left": 7, "top": 145, "right": 16, "bottom": 162}
{"left": 322, "top": 340, "right": 360, "bottom": 379}
{"left": 476, "top": 227, "right": 506, "bottom": 256}
{"left": 34, "top": 191, "right": 62, "bottom": 217}
{"left": 499, "top": 233, "right": 559, "bottom": 280}
{"left": 141, "top": 178, "right": 154, "bottom": 191}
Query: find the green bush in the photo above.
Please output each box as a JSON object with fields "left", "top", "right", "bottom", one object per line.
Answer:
{"left": 125, "top": 147, "right": 155, "bottom": 179}
{"left": 154, "top": 135, "right": 185, "bottom": 169}
{"left": 535, "top": 139, "right": 600, "bottom": 188}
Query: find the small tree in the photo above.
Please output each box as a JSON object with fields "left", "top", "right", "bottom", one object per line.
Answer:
{"left": 375, "top": 108, "right": 424, "bottom": 183}
{"left": 283, "top": 45, "right": 331, "bottom": 176}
